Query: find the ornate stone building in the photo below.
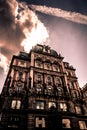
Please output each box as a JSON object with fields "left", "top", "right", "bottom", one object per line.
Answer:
{"left": 82, "top": 84, "right": 87, "bottom": 116}
{"left": 0, "top": 44, "right": 87, "bottom": 130}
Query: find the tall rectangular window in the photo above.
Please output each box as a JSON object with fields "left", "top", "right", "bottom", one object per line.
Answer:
{"left": 75, "top": 106, "right": 82, "bottom": 114}
{"left": 79, "top": 121, "right": 87, "bottom": 129}
{"left": 59, "top": 103, "right": 67, "bottom": 111}
{"left": 11, "top": 100, "right": 21, "bottom": 109}
{"left": 48, "top": 102, "right": 56, "bottom": 109}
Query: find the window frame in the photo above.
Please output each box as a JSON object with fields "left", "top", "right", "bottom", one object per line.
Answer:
{"left": 75, "top": 106, "right": 82, "bottom": 114}
{"left": 55, "top": 77, "right": 62, "bottom": 86}
{"left": 78, "top": 121, "right": 87, "bottom": 129}
{"left": 36, "top": 100, "right": 45, "bottom": 110}
{"left": 36, "top": 84, "right": 43, "bottom": 93}
{"left": 48, "top": 101, "right": 56, "bottom": 109}
{"left": 62, "top": 119, "right": 71, "bottom": 128}
{"left": 11, "top": 99, "right": 21, "bottom": 109}
{"left": 59, "top": 102, "right": 67, "bottom": 112}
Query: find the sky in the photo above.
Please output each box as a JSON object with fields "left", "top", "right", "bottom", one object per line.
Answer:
{"left": 0, "top": 0, "right": 87, "bottom": 92}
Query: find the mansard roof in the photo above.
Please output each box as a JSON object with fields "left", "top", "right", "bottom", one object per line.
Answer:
{"left": 31, "top": 44, "right": 64, "bottom": 59}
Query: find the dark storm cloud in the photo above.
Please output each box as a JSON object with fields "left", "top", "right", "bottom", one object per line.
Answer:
{"left": 0, "top": 0, "right": 26, "bottom": 59}
{"left": 0, "top": 0, "right": 49, "bottom": 64}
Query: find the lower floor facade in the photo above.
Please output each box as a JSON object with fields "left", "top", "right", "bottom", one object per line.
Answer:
{"left": 0, "top": 110, "right": 87, "bottom": 130}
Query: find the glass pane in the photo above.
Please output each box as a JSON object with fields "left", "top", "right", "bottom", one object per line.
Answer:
{"left": 62, "top": 119, "right": 71, "bottom": 128}
{"left": 60, "top": 103, "right": 67, "bottom": 111}
{"left": 36, "top": 101, "right": 44, "bottom": 109}
{"left": 79, "top": 121, "right": 87, "bottom": 129}
{"left": 11, "top": 100, "right": 16, "bottom": 109}
{"left": 48, "top": 102, "right": 56, "bottom": 109}
{"left": 75, "top": 106, "right": 81, "bottom": 114}
{"left": 16, "top": 100, "right": 21, "bottom": 109}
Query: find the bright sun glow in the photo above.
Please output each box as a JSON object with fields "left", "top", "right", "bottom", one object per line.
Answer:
{"left": 17, "top": 2, "right": 49, "bottom": 52}
{"left": 21, "top": 21, "right": 49, "bottom": 52}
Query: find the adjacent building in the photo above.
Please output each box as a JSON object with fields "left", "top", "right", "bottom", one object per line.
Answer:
{"left": 0, "top": 44, "right": 87, "bottom": 130}
{"left": 82, "top": 83, "right": 87, "bottom": 116}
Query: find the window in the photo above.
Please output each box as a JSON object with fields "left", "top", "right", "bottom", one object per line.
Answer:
{"left": 68, "top": 82, "right": 72, "bottom": 89}
{"left": 56, "top": 77, "right": 61, "bottom": 86}
{"left": 8, "top": 116, "right": 20, "bottom": 128}
{"left": 72, "top": 91, "right": 77, "bottom": 98}
{"left": 11, "top": 100, "right": 21, "bottom": 109}
{"left": 19, "top": 60, "right": 26, "bottom": 67}
{"left": 79, "top": 121, "right": 87, "bottom": 129}
{"left": 84, "top": 92, "right": 87, "bottom": 98}
{"left": 57, "top": 88, "right": 63, "bottom": 96}
{"left": 75, "top": 106, "right": 82, "bottom": 114}
{"left": 36, "top": 61, "right": 42, "bottom": 68}
{"left": 47, "top": 85, "right": 53, "bottom": 94}
{"left": 36, "top": 85, "right": 43, "bottom": 93}
{"left": 47, "top": 76, "right": 51, "bottom": 85}
{"left": 48, "top": 102, "right": 56, "bottom": 109}
{"left": 59, "top": 103, "right": 67, "bottom": 111}
{"left": 62, "top": 119, "right": 71, "bottom": 128}
{"left": 53, "top": 65, "right": 60, "bottom": 72}
{"left": 18, "top": 71, "right": 23, "bottom": 80}
{"left": 68, "top": 71, "right": 71, "bottom": 76}
{"left": 15, "top": 81, "right": 24, "bottom": 92}
{"left": 36, "top": 101, "right": 44, "bottom": 110}
{"left": 37, "top": 74, "right": 42, "bottom": 83}
{"left": 47, "top": 64, "right": 50, "bottom": 69}
{"left": 68, "top": 82, "right": 74, "bottom": 89}
{"left": 45, "top": 63, "right": 51, "bottom": 70}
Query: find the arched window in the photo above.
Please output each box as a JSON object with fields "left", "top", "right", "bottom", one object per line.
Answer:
{"left": 36, "top": 61, "right": 42, "bottom": 68}
{"left": 35, "top": 57, "right": 43, "bottom": 68}
{"left": 57, "top": 87, "right": 63, "bottom": 96}
{"left": 37, "top": 75, "right": 41, "bottom": 81}
{"left": 68, "top": 82, "right": 74, "bottom": 89}
{"left": 47, "top": 76, "right": 52, "bottom": 85}
{"left": 56, "top": 77, "right": 62, "bottom": 86}
{"left": 36, "top": 85, "right": 43, "bottom": 93}
{"left": 44, "top": 59, "right": 51, "bottom": 70}
{"left": 72, "top": 91, "right": 77, "bottom": 98}
{"left": 37, "top": 74, "right": 42, "bottom": 83}
{"left": 47, "top": 85, "right": 53, "bottom": 95}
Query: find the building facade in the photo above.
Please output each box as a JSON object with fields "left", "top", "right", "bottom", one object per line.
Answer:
{"left": 0, "top": 44, "right": 87, "bottom": 130}
{"left": 82, "top": 84, "right": 87, "bottom": 116}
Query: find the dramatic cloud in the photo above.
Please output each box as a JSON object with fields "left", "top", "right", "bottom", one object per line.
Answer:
{"left": 0, "top": 0, "right": 49, "bottom": 71}
{"left": 30, "top": 5, "right": 87, "bottom": 25}
{"left": 0, "top": 0, "right": 49, "bottom": 92}
{"left": 0, "top": 0, "right": 25, "bottom": 60}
